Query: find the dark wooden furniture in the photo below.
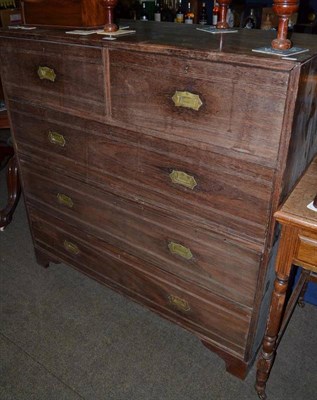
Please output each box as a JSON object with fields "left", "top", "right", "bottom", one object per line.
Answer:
{"left": 0, "top": 23, "right": 316, "bottom": 379}
{"left": 255, "top": 157, "right": 317, "bottom": 399}
{"left": 0, "top": 80, "right": 21, "bottom": 231}
{"left": 21, "top": 0, "right": 106, "bottom": 28}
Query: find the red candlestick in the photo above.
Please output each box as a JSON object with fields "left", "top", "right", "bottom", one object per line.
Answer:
{"left": 103, "top": 0, "right": 118, "bottom": 32}
{"left": 216, "top": 0, "right": 232, "bottom": 29}
{"left": 271, "top": 0, "right": 299, "bottom": 50}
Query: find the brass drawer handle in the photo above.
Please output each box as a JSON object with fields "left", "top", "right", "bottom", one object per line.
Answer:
{"left": 168, "top": 295, "right": 191, "bottom": 312}
{"left": 172, "top": 91, "right": 202, "bottom": 111}
{"left": 168, "top": 241, "right": 193, "bottom": 260}
{"left": 37, "top": 66, "right": 56, "bottom": 82}
{"left": 169, "top": 170, "right": 197, "bottom": 190}
{"left": 48, "top": 131, "right": 66, "bottom": 147}
{"left": 63, "top": 240, "right": 79, "bottom": 255}
{"left": 57, "top": 193, "right": 74, "bottom": 208}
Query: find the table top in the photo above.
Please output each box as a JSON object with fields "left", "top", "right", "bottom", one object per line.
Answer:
{"left": 275, "top": 157, "right": 317, "bottom": 230}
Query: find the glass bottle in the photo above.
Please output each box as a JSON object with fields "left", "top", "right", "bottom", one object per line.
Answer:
{"left": 199, "top": 2, "right": 207, "bottom": 25}
{"left": 175, "top": 0, "right": 184, "bottom": 23}
{"left": 154, "top": 0, "right": 162, "bottom": 21}
{"left": 226, "top": 6, "right": 234, "bottom": 27}
{"left": 212, "top": 1, "right": 219, "bottom": 26}
{"left": 161, "top": 0, "right": 174, "bottom": 22}
{"left": 140, "top": 2, "right": 149, "bottom": 21}
{"left": 184, "top": 2, "right": 194, "bottom": 24}
{"left": 243, "top": 8, "right": 257, "bottom": 29}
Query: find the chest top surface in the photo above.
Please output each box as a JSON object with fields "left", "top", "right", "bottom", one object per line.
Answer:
{"left": 1, "top": 22, "right": 317, "bottom": 69}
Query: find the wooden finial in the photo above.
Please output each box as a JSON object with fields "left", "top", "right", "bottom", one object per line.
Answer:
{"left": 102, "top": 0, "right": 119, "bottom": 32}
{"left": 216, "top": 0, "right": 232, "bottom": 29}
{"left": 271, "top": 0, "right": 299, "bottom": 50}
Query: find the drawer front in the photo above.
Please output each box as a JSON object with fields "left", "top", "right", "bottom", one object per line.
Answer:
{"left": 110, "top": 50, "right": 289, "bottom": 166}
{"left": 0, "top": 38, "right": 106, "bottom": 118}
{"left": 295, "top": 232, "right": 317, "bottom": 269}
{"left": 29, "top": 209, "right": 251, "bottom": 355}
{"left": 10, "top": 101, "right": 88, "bottom": 165}
{"left": 21, "top": 162, "right": 261, "bottom": 307}
{"left": 11, "top": 100, "right": 274, "bottom": 242}
{"left": 88, "top": 126, "right": 274, "bottom": 241}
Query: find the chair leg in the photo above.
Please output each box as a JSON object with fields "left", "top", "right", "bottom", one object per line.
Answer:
{"left": 0, "top": 155, "right": 21, "bottom": 230}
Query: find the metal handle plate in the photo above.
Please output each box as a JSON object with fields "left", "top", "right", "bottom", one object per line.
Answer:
{"left": 37, "top": 66, "right": 56, "bottom": 82}
{"left": 57, "top": 193, "right": 74, "bottom": 208}
{"left": 48, "top": 131, "right": 66, "bottom": 147}
{"left": 168, "top": 295, "right": 191, "bottom": 312}
{"left": 172, "top": 91, "right": 202, "bottom": 111}
{"left": 169, "top": 170, "right": 197, "bottom": 190}
{"left": 168, "top": 241, "right": 193, "bottom": 260}
{"left": 63, "top": 240, "right": 79, "bottom": 255}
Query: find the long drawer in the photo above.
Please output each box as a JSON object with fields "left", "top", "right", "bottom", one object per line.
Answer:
{"left": 0, "top": 38, "right": 106, "bottom": 119}
{"left": 29, "top": 207, "right": 252, "bottom": 357}
{"left": 110, "top": 50, "right": 289, "bottom": 167}
{"left": 11, "top": 101, "right": 274, "bottom": 242}
{"left": 21, "top": 161, "right": 261, "bottom": 307}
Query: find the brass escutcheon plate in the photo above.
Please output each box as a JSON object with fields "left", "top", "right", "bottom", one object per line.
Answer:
{"left": 63, "top": 240, "right": 79, "bottom": 255}
{"left": 168, "top": 241, "right": 193, "bottom": 260}
{"left": 37, "top": 66, "right": 56, "bottom": 82}
{"left": 168, "top": 294, "right": 191, "bottom": 312}
{"left": 48, "top": 131, "right": 66, "bottom": 147}
{"left": 172, "top": 91, "right": 202, "bottom": 111}
{"left": 169, "top": 170, "right": 197, "bottom": 190}
{"left": 57, "top": 193, "right": 74, "bottom": 208}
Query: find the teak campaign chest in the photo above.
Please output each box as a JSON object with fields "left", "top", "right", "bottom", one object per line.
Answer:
{"left": 0, "top": 23, "right": 316, "bottom": 378}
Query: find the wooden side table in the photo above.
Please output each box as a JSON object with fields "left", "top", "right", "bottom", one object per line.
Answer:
{"left": 255, "top": 156, "right": 317, "bottom": 399}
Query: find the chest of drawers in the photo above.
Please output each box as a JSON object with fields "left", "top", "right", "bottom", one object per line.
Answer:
{"left": 1, "top": 23, "right": 316, "bottom": 379}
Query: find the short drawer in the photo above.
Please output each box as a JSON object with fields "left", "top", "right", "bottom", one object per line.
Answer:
{"left": 110, "top": 50, "right": 289, "bottom": 166}
{"left": 10, "top": 101, "right": 89, "bottom": 166}
{"left": 0, "top": 38, "right": 106, "bottom": 119}
{"left": 21, "top": 162, "right": 261, "bottom": 307}
{"left": 29, "top": 209, "right": 252, "bottom": 356}
{"left": 295, "top": 232, "right": 317, "bottom": 268}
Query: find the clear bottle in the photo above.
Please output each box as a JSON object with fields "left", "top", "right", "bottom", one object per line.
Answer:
{"left": 184, "top": 2, "right": 194, "bottom": 24}
{"left": 212, "top": 1, "right": 219, "bottom": 26}
{"left": 226, "top": 7, "right": 234, "bottom": 27}
{"left": 175, "top": 0, "right": 184, "bottom": 23}
{"left": 161, "top": 0, "right": 174, "bottom": 22}
{"left": 199, "top": 2, "right": 207, "bottom": 25}
{"left": 261, "top": 13, "right": 273, "bottom": 30}
{"left": 154, "top": 0, "right": 162, "bottom": 21}
{"left": 140, "top": 2, "right": 149, "bottom": 21}
{"left": 243, "top": 8, "right": 257, "bottom": 29}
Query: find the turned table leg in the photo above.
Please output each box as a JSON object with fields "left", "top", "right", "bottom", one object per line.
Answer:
{"left": 255, "top": 273, "right": 290, "bottom": 399}
{"left": 255, "top": 225, "right": 298, "bottom": 399}
{"left": 0, "top": 154, "right": 21, "bottom": 231}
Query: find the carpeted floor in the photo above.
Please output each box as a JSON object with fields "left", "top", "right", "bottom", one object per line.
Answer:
{"left": 0, "top": 166, "right": 316, "bottom": 400}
